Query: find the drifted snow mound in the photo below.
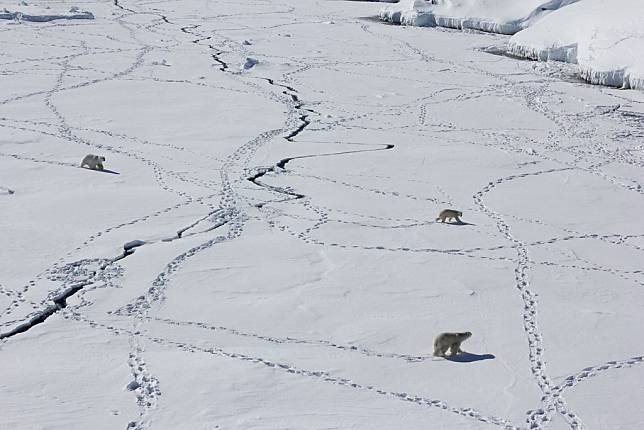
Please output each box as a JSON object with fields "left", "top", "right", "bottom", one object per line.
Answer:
{"left": 0, "top": 2, "right": 94, "bottom": 22}
{"left": 380, "top": 0, "right": 579, "bottom": 34}
{"left": 509, "top": 0, "right": 644, "bottom": 90}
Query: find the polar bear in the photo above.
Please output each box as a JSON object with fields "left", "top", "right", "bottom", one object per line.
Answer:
{"left": 433, "top": 332, "right": 471, "bottom": 357}
{"left": 436, "top": 209, "right": 462, "bottom": 223}
{"left": 80, "top": 154, "right": 105, "bottom": 171}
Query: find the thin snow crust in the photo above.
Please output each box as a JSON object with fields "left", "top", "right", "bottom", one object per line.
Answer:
{"left": 380, "top": 0, "right": 579, "bottom": 34}
{"left": 508, "top": 0, "right": 644, "bottom": 90}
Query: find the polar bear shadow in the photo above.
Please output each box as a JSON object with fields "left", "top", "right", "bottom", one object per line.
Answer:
{"left": 79, "top": 154, "right": 120, "bottom": 174}
{"left": 444, "top": 352, "right": 495, "bottom": 363}
{"left": 87, "top": 167, "right": 120, "bottom": 175}
{"left": 442, "top": 220, "right": 476, "bottom": 226}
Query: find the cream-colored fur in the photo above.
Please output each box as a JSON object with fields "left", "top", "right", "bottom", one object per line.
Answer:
{"left": 433, "top": 332, "right": 471, "bottom": 357}
{"left": 436, "top": 209, "right": 462, "bottom": 223}
{"left": 81, "top": 154, "right": 105, "bottom": 170}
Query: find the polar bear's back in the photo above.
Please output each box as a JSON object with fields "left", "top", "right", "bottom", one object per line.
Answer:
{"left": 434, "top": 331, "right": 471, "bottom": 347}
{"left": 81, "top": 153, "right": 97, "bottom": 164}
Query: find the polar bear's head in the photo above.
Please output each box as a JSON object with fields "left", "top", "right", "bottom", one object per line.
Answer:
{"left": 458, "top": 332, "right": 472, "bottom": 340}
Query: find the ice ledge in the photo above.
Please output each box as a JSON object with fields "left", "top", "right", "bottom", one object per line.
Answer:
{"left": 380, "top": 10, "right": 525, "bottom": 34}
{"left": 379, "top": 0, "right": 580, "bottom": 35}
{"left": 508, "top": 42, "right": 643, "bottom": 90}
{"left": 0, "top": 10, "right": 94, "bottom": 22}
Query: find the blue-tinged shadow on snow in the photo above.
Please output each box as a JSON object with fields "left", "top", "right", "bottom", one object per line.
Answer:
{"left": 441, "top": 221, "right": 476, "bottom": 226}
{"left": 80, "top": 166, "right": 120, "bottom": 175}
{"left": 94, "top": 169, "right": 120, "bottom": 175}
{"left": 445, "top": 352, "right": 495, "bottom": 363}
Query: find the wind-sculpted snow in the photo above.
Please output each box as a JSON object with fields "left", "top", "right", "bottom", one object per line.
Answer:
{"left": 381, "top": 0, "right": 644, "bottom": 90}
{"left": 2, "top": 0, "right": 644, "bottom": 429}
{"left": 0, "top": 3, "right": 94, "bottom": 22}
{"left": 0, "top": 11, "right": 94, "bottom": 21}
{"left": 508, "top": 0, "right": 644, "bottom": 90}
{"left": 380, "top": 0, "right": 579, "bottom": 34}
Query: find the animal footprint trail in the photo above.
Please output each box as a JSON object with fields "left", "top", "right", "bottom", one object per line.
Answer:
{"left": 325, "top": 206, "right": 428, "bottom": 225}
{"left": 0, "top": 191, "right": 221, "bottom": 324}
{"left": 7, "top": 1, "right": 644, "bottom": 429}
{"left": 65, "top": 313, "right": 521, "bottom": 430}
{"left": 68, "top": 193, "right": 221, "bottom": 257}
{"left": 0, "top": 283, "right": 17, "bottom": 300}
{"left": 125, "top": 337, "right": 162, "bottom": 430}
{"left": 152, "top": 317, "right": 428, "bottom": 363}
{"left": 554, "top": 356, "right": 644, "bottom": 395}
{"left": 327, "top": 217, "right": 434, "bottom": 230}
{"left": 11, "top": 115, "right": 199, "bottom": 201}
{"left": 0, "top": 134, "right": 220, "bottom": 307}
{"left": 523, "top": 89, "right": 644, "bottom": 198}
{"left": 113, "top": 230, "right": 232, "bottom": 319}
{"left": 171, "top": 340, "right": 521, "bottom": 429}
{"left": 0, "top": 259, "right": 123, "bottom": 340}
{"left": 0, "top": 151, "right": 81, "bottom": 170}
{"left": 247, "top": 144, "right": 400, "bottom": 215}
{"left": 110, "top": 131, "right": 278, "bottom": 322}
{"left": 17, "top": 45, "right": 197, "bottom": 204}
{"left": 269, "top": 211, "right": 519, "bottom": 261}
{"left": 288, "top": 168, "right": 447, "bottom": 204}
{"left": 1, "top": 3, "right": 289, "bottom": 429}
{"left": 472, "top": 169, "right": 585, "bottom": 429}
{"left": 501, "top": 210, "right": 644, "bottom": 257}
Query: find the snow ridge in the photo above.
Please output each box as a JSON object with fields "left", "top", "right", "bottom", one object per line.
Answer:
{"left": 508, "top": 0, "right": 644, "bottom": 90}
{"left": 380, "top": 0, "right": 580, "bottom": 35}
{"left": 0, "top": 7, "right": 94, "bottom": 22}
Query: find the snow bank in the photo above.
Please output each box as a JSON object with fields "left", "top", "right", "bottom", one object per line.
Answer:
{"left": 379, "top": 0, "right": 644, "bottom": 90}
{"left": 380, "top": 0, "right": 578, "bottom": 35}
{"left": 0, "top": 2, "right": 94, "bottom": 22}
{"left": 509, "top": 0, "right": 644, "bottom": 90}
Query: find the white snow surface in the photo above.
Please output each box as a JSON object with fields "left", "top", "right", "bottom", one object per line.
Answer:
{"left": 509, "top": 0, "right": 644, "bottom": 90}
{"left": 2, "top": 0, "right": 644, "bottom": 429}
{"left": 380, "top": 0, "right": 579, "bottom": 34}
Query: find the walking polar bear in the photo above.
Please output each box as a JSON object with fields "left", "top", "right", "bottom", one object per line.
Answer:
{"left": 436, "top": 209, "right": 463, "bottom": 223}
{"left": 433, "top": 332, "right": 472, "bottom": 357}
{"left": 80, "top": 154, "right": 106, "bottom": 171}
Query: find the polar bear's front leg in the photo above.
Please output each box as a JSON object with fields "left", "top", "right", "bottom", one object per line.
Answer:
{"left": 449, "top": 342, "right": 462, "bottom": 356}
